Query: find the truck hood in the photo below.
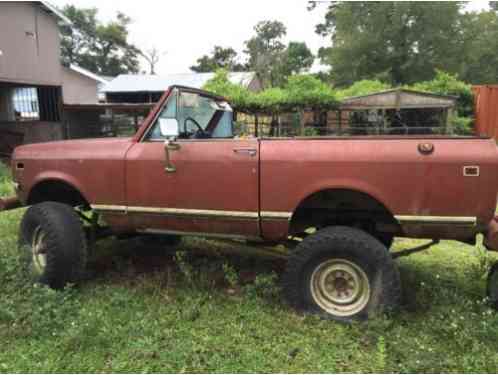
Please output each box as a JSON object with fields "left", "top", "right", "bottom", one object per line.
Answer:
{"left": 13, "top": 137, "right": 134, "bottom": 160}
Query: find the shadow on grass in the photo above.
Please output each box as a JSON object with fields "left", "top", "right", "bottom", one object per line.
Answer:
{"left": 85, "top": 236, "right": 285, "bottom": 293}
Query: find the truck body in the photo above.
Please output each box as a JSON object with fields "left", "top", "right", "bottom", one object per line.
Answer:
{"left": 4, "top": 86, "right": 498, "bottom": 248}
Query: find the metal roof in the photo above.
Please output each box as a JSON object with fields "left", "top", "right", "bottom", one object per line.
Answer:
{"left": 340, "top": 88, "right": 457, "bottom": 110}
{"left": 102, "top": 72, "right": 257, "bottom": 93}
{"left": 68, "top": 64, "right": 109, "bottom": 84}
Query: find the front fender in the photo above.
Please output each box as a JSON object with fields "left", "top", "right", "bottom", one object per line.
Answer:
{"left": 28, "top": 171, "right": 91, "bottom": 204}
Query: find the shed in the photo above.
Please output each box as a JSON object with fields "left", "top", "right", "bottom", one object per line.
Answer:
{"left": 335, "top": 89, "right": 457, "bottom": 135}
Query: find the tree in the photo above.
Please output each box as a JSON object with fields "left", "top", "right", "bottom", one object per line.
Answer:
{"left": 279, "top": 42, "right": 314, "bottom": 77}
{"left": 190, "top": 46, "right": 246, "bottom": 73}
{"left": 458, "top": 10, "right": 498, "bottom": 84}
{"left": 141, "top": 47, "right": 164, "bottom": 75}
{"left": 315, "top": 2, "right": 465, "bottom": 86}
{"left": 61, "top": 6, "right": 141, "bottom": 76}
{"left": 244, "top": 20, "right": 288, "bottom": 87}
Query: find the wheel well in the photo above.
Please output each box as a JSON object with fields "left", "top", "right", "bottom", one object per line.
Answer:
{"left": 289, "top": 189, "right": 400, "bottom": 237}
{"left": 27, "top": 180, "right": 89, "bottom": 208}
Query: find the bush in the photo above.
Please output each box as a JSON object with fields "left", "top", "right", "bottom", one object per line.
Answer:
{"left": 337, "top": 79, "right": 392, "bottom": 99}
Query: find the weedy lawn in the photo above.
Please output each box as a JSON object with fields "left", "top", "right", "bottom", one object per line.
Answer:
{"left": 1, "top": 162, "right": 498, "bottom": 373}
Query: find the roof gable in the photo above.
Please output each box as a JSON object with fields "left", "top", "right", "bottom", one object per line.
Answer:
{"left": 341, "top": 89, "right": 457, "bottom": 109}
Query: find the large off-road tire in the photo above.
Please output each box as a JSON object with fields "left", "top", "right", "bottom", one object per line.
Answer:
{"left": 283, "top": 226, "right": 401, "bottom": 322}
{"left": 487, "top": 262, "right": 498, "bottom": 309}
{"left": 18, "top": 202, "right": 87, "bottom": 289}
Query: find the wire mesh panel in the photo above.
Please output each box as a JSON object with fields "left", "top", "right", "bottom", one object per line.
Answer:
{"left": 235, "top": 108, "right": 450, "bottom": 138}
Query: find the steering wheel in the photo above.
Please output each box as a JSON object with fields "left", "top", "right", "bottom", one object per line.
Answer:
{"left": 184, "top": 117, "right": 206, "bottom": 138}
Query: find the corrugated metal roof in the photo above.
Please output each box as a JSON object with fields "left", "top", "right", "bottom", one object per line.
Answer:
{"left": 341, "top": 88, "right": 457, "bottom": 110}
{"left": 69, "top": 64, "right": 109, "bottom": 84}
{"left": 102, "top": 72, "right": 256, "bottom": 93}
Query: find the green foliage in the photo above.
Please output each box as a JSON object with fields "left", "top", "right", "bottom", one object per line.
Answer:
{"left": 315, "top": 2, "right": 498, "bottom": 86}
{"left": 411, "top": 70, "right": 474, "bottom": 115}
{"left": 316, "top": 2, "right": 465, "bottom": 85}
{"left": 244, "top": 20, "right": 287, "bottom": 88}
{"left": 61, "top": 6, "right": 141, "bottom": 76}
{"left": 203, "top": 70, "right": 338, "bottom": 113}
{"left": 279, "top": 42, "right": 315, "bottom": 78}
{"left": 337, "top": 79, "right": 392, "bottom": 99}
{"left": 241, "top": 20, "right": 314, "bottom": 88}
{"left": 190, "top": 46, "right": 247, "bottom": 73}
{"left": 202, "top": 69, "right": 255, "bottom": 109}
{"left": 458, "top": 10, "right": 498, "bottom": 84}
{"left": 0, "top": 162, "right": 13, "bottom": 197}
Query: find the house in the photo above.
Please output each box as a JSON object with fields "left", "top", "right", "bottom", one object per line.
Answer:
{"left": 0, "top": 1, "right": 111, "bottom": 156}
{"left": 102, "top": 72, "right": 261, "bottom": 103}
{"left": 0, "top": 1, "right": 70, "bottom": 155}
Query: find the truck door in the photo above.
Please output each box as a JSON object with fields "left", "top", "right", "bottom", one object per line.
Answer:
{"left": 124, "top": 88, "right": 261, "bottom": 239}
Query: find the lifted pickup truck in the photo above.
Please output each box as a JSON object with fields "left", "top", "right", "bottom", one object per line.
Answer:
{"left": 2, "top": 85, "right": 498, "bottom": 321}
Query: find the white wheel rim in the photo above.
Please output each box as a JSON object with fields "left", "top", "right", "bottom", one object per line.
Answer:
{"left": 310, "top": 258, "right": 370, "bottom": 317}
{"left": 31, "top": 226, "right": 47, "bottom": 275}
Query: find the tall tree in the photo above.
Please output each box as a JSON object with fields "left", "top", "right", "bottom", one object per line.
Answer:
{"left": 61, "top": 6, "right": 141, "bottom": 76}
{"left": 244, "top": 20, "right": 288, "bottom": 87}
{"left": 190, "top": 46, "right": 246, "bottom": 73}
{"left": 315, "top": 2, "right": 464, "bottom": 86}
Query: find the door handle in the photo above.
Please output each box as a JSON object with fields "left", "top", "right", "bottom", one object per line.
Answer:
{"left": 164, "top": 139, "right": 180, "bottom": 173}
{"left": 233, "top": 148, "right": 257, "bottom": 157}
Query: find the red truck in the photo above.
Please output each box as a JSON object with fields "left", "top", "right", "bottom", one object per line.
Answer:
{"left": 2, "top": 85, "right": 498, "bottom": 322}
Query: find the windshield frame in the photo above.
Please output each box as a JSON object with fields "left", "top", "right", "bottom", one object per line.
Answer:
{"left": 139, "top": 86, "right": 233, "bottom": 142}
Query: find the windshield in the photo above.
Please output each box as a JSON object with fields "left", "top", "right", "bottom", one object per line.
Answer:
{"left": 148, "top": 90, "right": 234, "bottom": 140}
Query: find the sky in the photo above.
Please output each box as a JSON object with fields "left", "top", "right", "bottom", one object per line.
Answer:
{"left": 50, "top": 0, "right": 491, "bottom": 76}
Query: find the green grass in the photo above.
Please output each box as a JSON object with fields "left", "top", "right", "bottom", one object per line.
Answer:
{"left": 1, "top": 167, "right": 498, "bottom": 372}
{"left": 0, "top": 161, "right": 13, "bottom": 197}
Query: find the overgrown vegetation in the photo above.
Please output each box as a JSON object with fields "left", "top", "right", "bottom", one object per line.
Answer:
{"left": 205, "top": 69, "right": 474, "bottom": 134}
{"left": 1, "top": 169, "right": 498, "bottom": 372}
{"left": 204, "top": 70, "right": 338, "bottom": 114}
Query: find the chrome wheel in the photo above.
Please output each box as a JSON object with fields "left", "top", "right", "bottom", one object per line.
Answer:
{"left": 31, "top": 226, "right": 47, "bottom": 275}
{"left": 310, "top": 258, "right": 370, "bottom": 317}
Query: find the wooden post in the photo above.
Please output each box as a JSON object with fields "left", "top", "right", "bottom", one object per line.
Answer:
{"left": 382, "top": 109, "right": 386, "bottom": 135}
{"left": 300, "top": 110, "right": 306, "bottom": 136}
{"left": 445, "top": 107, "right": 453, "bottom": 135}
{"left": 255, "top": 114, "right": 259, "bottom": 137}
{"left": 338, "top": 110, "right": 342, "bottom": 135}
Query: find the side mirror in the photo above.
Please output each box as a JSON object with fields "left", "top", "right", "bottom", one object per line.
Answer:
{"left": 159, "top": 118, "right": 179, "bottom": 138}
